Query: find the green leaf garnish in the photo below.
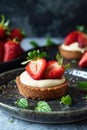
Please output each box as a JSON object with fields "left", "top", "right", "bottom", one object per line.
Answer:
{"left": 35, "top": 101, "right": 52, "bottom": 112}
{"left": 30, "top": 41, "right": 39, "bottom": 48}
{"left": 46, "top": 36, "right": 55, "bottom": 46}
{"left": 60, "top": 95, "right": 72, "bottom": 105}
{"left": 21, "top": 50, "right": 47, "bottom": 65}
{"left": 64, "top": 63, "right": 70, "bottom": 70}
{"left": 85, "top": 95, "right": 87, "bottom": 99}
{"left": 8, "top": 117, "right": 14, "bottom": 123}
{"left": 71, "top": 59, "right": 77, "bottom": 64}
{"left": 78, "top": 81, "right": 87, "bottom": 91}
{"left": 15, "top": 98, "right": 29, "bottom": 109}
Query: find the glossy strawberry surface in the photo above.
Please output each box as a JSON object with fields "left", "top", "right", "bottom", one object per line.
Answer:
{"left": 79, "top": 51, "right": 87, "bottom": 68}
{"left": 26, "top": 58, "right": 47, "bottom": 80}
{"left": 43, "top": 60, "right": 64, "bottom": 79}
{"left": 3, "top": 40, "right": 23, "bottom": 62}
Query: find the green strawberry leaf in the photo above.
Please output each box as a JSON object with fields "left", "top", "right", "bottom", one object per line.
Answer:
{"left": 21, "top": 50, "right": 47, "bottom": 65}
{"left": 56, "top": 53, "right": 63, "bottom": 65}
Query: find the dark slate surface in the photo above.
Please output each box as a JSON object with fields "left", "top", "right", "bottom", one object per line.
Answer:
{"left": 0, "top": 0, "right": 87, "bottom": 37}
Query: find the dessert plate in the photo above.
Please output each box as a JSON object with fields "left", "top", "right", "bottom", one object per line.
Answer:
{"left": 0, "top": 46, "right": 87, "bottom": 124}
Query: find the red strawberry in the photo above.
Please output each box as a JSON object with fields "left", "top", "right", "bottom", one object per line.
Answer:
{"left": 0, "top": 42, "right": 4, "bottom": 62}
{"left": 78, "top": 51, "right": 87, "bottom": 68}
{"left": 26, "top": 58, "right": 47, "bottom": 80}
{"left": 10, "top": 28, "right": 25, "bottom": 41}
{"left": 3, "top": 40, "right": 23, "bottom": 62}
{"left": 78, "top": 32, "right": 87, "bottom": 48}
{"left": 43, "top": 60, "right": 64, "bottom": 79}
{"left": 64, "top": 31, "right": 79, "bottom": 45}
{"left": 0, "top": 15, "right": 9, "bottom": 39}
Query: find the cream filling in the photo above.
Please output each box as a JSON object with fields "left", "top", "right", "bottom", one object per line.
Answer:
{"left": 20, "top": 71, "right": 66, "bottom": 88}
{"left": 61, "top": 42, "right": 87, "bottom": 53}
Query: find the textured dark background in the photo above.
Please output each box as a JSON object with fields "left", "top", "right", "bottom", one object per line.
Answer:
{"left": 0, "top": 0, "right": 87, "bottom": 37}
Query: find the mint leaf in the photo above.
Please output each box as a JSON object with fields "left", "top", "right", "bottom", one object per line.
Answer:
{"left": 35, "top": 101, "right": 52, "bottom": 112}
{"left": 71, "top": 59, "right": 77, "bottom": 64}
{"left": 60, "top": 95, "right": 72, "bottom": 105}
{"left": 15, "top": 98, "right": 29, "bottom": 108}
{"left": 78, "top": 81, "right": 87, "bottom": 90}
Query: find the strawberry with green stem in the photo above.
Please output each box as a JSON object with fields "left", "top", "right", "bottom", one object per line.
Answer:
{"left": 22, "top": 50, "right": 47, "bottom": 80}
{"left": 43, "top": 54, "right": 70, "bottom": 79}
{"left": 0, "top": 15, "right": 9, "bottom": 39}
{"left": 3, "top": 38, "right": 24, "bottom": 62}
{"left": 10, "top": 28, "right": 25, "bottom": 42}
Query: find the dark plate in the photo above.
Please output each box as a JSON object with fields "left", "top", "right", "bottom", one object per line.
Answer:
{"left": 0, "top": 52, "right": 26, "bottom": 73}
{"left": 0, "top": 46, "right": 87, "bottom": 124}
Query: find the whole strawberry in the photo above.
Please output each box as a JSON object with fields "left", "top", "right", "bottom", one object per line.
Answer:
{"left": 78, "top": 32, "right": 87, "bottom": 48}
{"left": 10, "top": 28, "right": 25, "bottom": 41}
{"left": 78, "top": 51, "right": 87, "bottom": 68}
{"left": 64, "top": 31, "right": 79, "bottom": 45}
{"left": 3, "top": 39, "right": 24, "bottom": 62}
{"left": 0, "top": 15, "right": 9, "bottom": 39}
{"left": 0, "top": 41, "right": 4, "bottom": 62}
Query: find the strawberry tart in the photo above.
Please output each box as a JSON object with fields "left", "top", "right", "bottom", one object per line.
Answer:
{"left": 59, "top": 31, "right": 87, "bottom": 59}
{"left": 16, "top": 50, "right": 68, "bottom": 100}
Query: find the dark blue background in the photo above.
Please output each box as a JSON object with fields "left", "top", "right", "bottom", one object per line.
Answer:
{"left": 1, "top": 0, "right": 87, "bottom": 37}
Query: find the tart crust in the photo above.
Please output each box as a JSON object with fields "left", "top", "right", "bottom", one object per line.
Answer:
{"left": 16, "top": 76, "right": 68, "bottom": 100}
{"left": 59, "top": 45, "right": 82, "bottom": 59}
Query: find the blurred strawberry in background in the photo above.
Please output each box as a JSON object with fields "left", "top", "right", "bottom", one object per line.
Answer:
{"left": 0, "top": 14, "right": 25, "bottom": 63}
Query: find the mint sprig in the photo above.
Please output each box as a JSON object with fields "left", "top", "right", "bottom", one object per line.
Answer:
{"left": 78, "top": 81, "right": 87, "bottom": 91}
{"left": 35, "top": 101, "right": 52, "bottom": 112}
{"left": 15, "top": 98, "right": 29, "bottom": 109}
{"left": 60, "top": 95, "right": 72, "bottom": 105}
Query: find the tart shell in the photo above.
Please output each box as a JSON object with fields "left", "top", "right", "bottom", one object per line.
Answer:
{"left": 16, "top": 76, "right": 68, "bottom": 100}
{"left": 59, "top": 45, "right": 82, "bottom": 59}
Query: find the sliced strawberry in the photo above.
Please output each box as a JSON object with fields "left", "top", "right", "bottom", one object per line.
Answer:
{"left": 64, "top": 31, "right": 79, "bottom": 45}
{"left": 3, "top": 40, "right": 23, "bottom": 62}
{"left": 78, "top": 51, "right": 87, "bottom": 68}
{"left": 26, "top": 58, "right": 47, "bottom": 80}
{"left": 0, "top": 42, "right": 4, "bottom": 62}
{"left": 10, "top": 28, "right": 25, "bottom": 41}
{"left": 78, "top": 32, "right": 87, "bottom": 48}
{"left": 43, "top": 60, "right": 64, "bottom": 79}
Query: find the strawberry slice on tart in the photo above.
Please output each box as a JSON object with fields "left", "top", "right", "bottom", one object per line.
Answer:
{"left": 43, "top": 60, "right": 64, "bottom": 79}
{"left": 43, "top": 54, "right": 69, "bottom": 79}
{"left": 22, "top": 50, "right": 47, "bottom": 80}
